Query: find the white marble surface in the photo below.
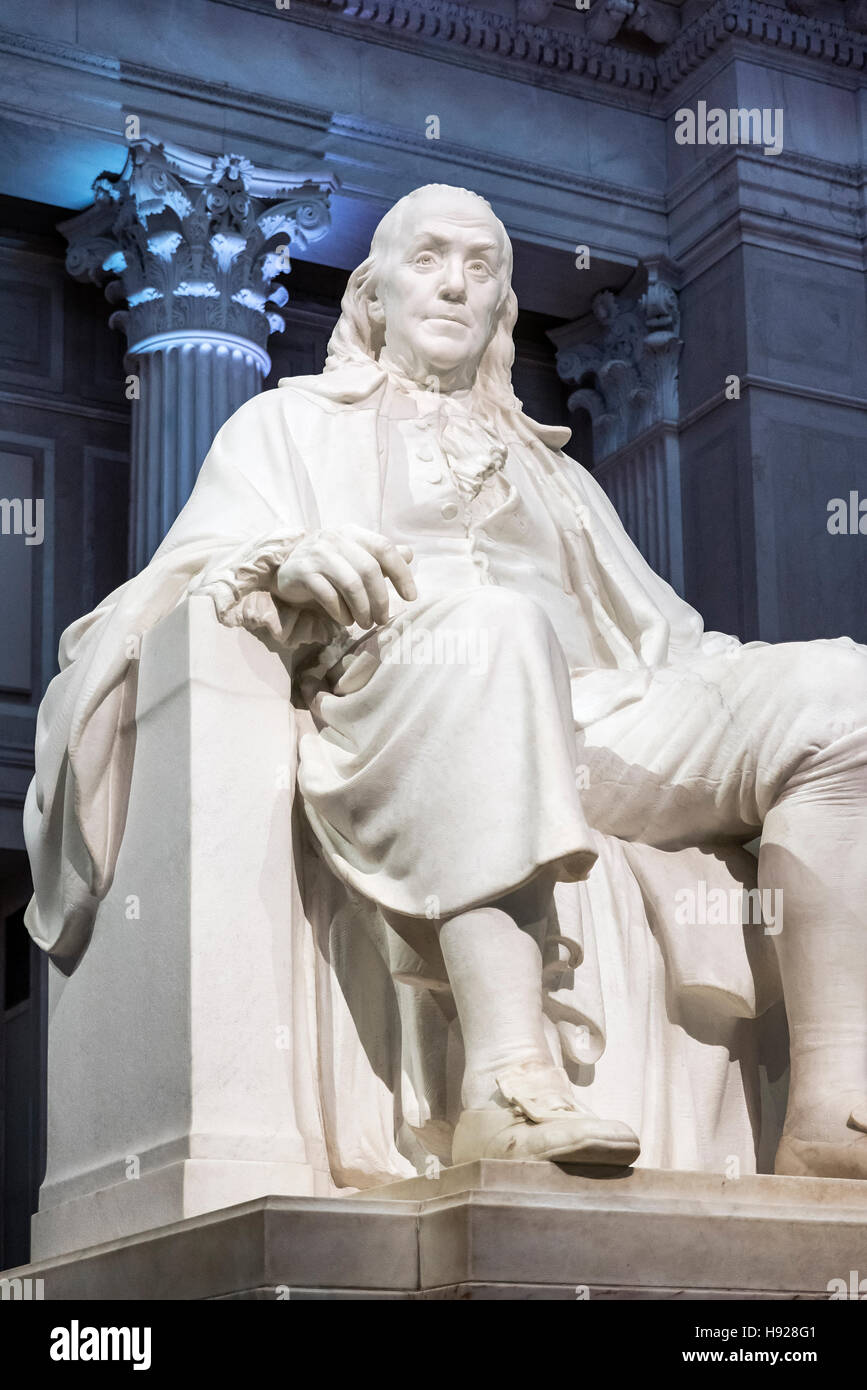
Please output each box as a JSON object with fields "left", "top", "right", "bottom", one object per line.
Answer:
{"left": 23, "top": 187, "right": 867, "bottom": 1264}
{"left": 32, "top": 599, "right": 332, "bottom": 1260}
{"left": 13, "top": 1163, "right": 867, "bottom": 1300}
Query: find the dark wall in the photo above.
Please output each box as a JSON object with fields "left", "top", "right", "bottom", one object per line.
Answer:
{"left": 0, "top": 865, "right": 46, "bottom": 1272}
{"left": 0, "top": 196, "right": 131, "bottom": 1264}
{"left": 0, "top": 197, "right": 132, "bottom": 853}
{"left": 678, "top": 242, "right": 867, "bottom": 646}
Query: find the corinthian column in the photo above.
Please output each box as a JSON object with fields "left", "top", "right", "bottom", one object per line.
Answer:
{"left": 60, "top": 140, "right": 337, "bottom": 568}
{"left": 549, "top": 263, "right": 685, "bottom": 593}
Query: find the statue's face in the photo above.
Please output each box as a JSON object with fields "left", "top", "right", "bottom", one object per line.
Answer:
{"left": 373, "top": 191, "right": 507, "bottom": 386}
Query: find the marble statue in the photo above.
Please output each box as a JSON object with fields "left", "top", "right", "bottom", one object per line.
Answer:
{"left": 23, "top": 184, "right": 867, "bottom": 1184}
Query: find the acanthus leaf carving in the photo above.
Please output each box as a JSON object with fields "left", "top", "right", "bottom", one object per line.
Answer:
{"left": 58, "top": 138, "right": 338, "bottom": 349}
{"left": 551, "top": 271, "right": 682, "bottom": 462}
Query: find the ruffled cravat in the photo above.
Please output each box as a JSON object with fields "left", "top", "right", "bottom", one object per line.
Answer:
{"left": 378, "top": 350, "right": 510, "bottom": 508}
{"left": 438, "top": 402, "right": 508, "bottom": 503}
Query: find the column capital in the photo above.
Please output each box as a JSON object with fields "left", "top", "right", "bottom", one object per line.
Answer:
{"left": 58, "top": 138, "right": 338, "bottom": 351}
{"left": 549, "top": 268, "right": 682, "bottom": 462}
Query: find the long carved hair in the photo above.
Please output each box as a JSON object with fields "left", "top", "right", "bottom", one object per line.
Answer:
{"left": 324, "top": 185, "right": 523, "bottom": 417}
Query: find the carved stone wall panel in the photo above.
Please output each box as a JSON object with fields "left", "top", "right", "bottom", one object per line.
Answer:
{"left": 0, "top": 253, "right": 63, "bottom": 395}
{"left": 732, "top": 56, "right": 859, "bottom": 167}
{"left": 674, "top": 155, "right": 863, "bottom": 281}
{"left": 667, "top": 53, "right": 864, "bottom": 279}
{"left": 745, "top": 247, "right": 867, "bottom": 400}
{"left": 749, "top": 398, "right": 867, "bottom": 644}
{"left": 0, "top": 434, "right": 53, "bottom": 703}
{"left": 677, "top": 248, "right": 747, "bottom": 416}
{"left": 81, "top": 447, "right": 130, "bottom": 616}
{"left": 0, "top": 211, "right": 132, "bottom": 848}
{"left": 0, "top": 448, "right": 36, "bottom": 698}
{"left": 0, "top": 402, "right": 132, "bottom": 841}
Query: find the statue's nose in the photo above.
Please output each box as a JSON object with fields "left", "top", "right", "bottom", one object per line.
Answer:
{"left": 439, "top": 258, "right": 467, "bottom": 298}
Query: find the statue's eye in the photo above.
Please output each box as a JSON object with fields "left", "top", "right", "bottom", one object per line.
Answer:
{"left": 414, "top": 252, "right": 437, "bottom": 267}
{"left": 468, "top": 260, "right": 491, "bottom": 275}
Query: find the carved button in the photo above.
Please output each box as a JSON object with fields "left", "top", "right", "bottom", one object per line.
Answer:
{"left": 440, "top": 502, "right": 459, "bottom": 521}
{"left": 417, "top": 447, "right": 434, "bottom": 462}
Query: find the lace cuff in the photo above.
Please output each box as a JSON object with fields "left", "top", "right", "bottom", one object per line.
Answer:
{"left": 190, "top": 531, "right": 341, "bottom": 649}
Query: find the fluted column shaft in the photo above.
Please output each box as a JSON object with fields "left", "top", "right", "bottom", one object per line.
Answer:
{"left": 128, "top": 330, "right": 269, "bottom": 568}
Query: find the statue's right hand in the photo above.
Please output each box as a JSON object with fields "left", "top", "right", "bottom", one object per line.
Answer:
{"left": 273, "top": 525, "right": 417, "bottom": 628}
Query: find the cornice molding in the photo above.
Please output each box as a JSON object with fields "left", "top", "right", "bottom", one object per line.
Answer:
{"left": 0, "top": 25, "right": 121, "bottom": 78}
{"left": 296, "top": 0, "right": 658, "bottom": 87}
{"left": 328, "top": 112, "right": 667, "bottom": 212}
{"left": 0, "top": 25, "right": 666, "bottom": 240}
{"left": 0, "top": 391, "right": 130, "bottom": 425}
{"left": 279, "top": 0, "right": 867, "bottom": 93}
{"left": 4, "top": 0, "right": 865, "bottom": 121}
{"left": 0, "top": 26, "right": 334, "bottom": 133}
{"left": 667, "top": 143, "right": 864, "bottom": 244}
{"left": 679, "top": 372, "right": 867, "bottom": 431}
{"left": 668, "top": 143, "right": 864, "bottom": 211}
{"left": 657, "top": 0, "right": 867, "bottom": 90}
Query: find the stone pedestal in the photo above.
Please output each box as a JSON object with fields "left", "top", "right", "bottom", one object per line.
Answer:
{"left": 7, "top": 1164, "right": 867, "bottom": 1300}
{"left": 30, "top": 598, "right": 333, "bottom": 1264}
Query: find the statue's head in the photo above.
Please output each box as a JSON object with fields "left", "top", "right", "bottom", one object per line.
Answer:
{"left": 326, "top": 184, "right": 520, "bottom": 405}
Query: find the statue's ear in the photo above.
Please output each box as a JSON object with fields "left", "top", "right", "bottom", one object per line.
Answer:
{"left": 368, "top": 294, "right": 386, "bottom": 328}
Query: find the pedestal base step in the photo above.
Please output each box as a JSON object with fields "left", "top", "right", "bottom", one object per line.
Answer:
{"left": 5, "top": 1163, "right": 867, "bottom": 1300}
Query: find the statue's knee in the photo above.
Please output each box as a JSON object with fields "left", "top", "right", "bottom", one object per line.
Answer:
{"left": 450, "top": 586, "right": 552, "bottom": 638}
{"left": 784, "top": 641, "right": 867, "bottom": 741}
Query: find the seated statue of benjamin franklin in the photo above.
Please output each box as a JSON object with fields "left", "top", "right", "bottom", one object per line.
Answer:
{"left": 24, "top": 184, "right": 867, "bottom": 1180}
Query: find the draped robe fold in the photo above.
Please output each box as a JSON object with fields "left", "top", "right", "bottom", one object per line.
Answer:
{"left": 23, "top": 362, "right": 784, "bottom": 1182}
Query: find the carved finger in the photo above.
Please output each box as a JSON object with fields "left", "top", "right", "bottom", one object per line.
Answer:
{"left": 347, "top": 528, "right": 417, "bottom": 603}
{"left": 303, "top": 573, "right": 354, "bottom": 626}
{"left": 319, "top": 553, "right": 375, "bottom": 628}
{"left": 334, "top": 536, "right": 392, "bottom": 625}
